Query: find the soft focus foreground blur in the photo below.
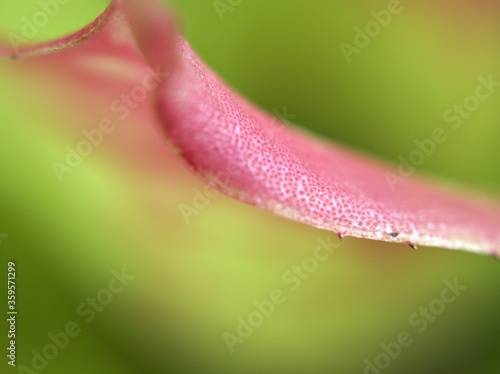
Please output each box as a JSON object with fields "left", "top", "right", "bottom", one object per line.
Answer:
{"left": 0, "top": 1, "right": 499, "bottom": 373}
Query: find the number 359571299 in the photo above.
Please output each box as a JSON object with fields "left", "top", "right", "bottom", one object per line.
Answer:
{"left": 7, "top": 262, "right": 16, "bottom": 309}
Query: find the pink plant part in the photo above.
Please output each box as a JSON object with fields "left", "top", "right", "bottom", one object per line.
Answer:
{"left": 158, "top": 39, "right": 500, "bottom": 254}
{"left": 3, "top": 0, "right": 499, "bottom": 255}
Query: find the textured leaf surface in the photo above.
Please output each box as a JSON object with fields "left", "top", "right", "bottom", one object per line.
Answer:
{"left": 157, "top": 39, "right": 500, "bottom": 255}
{"left": 4, "top": 0, "right": 499, "bottom": 255}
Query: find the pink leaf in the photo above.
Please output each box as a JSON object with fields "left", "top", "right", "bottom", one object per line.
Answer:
{"left": 4, "top": 0, "right": 499, "bottom": 255}
{"left": 157, "top": 39, "right": 500, "bottom": 255}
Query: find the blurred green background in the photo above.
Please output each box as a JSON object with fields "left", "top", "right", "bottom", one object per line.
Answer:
{"left": 0, "top": 0, "right": 499, "bottom": 373}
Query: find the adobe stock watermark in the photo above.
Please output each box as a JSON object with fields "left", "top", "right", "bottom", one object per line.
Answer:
{"left": 178, "top": 160, "right": 241, "bottom": 224}
{"left": 16, "top": 268, "right": 135, "bottom": 374}
{"left": 363, "top": 278, "right": 467, "bottom": 374}
{"left": 178, "top": 106, "right": 296, "bottom": 224}
{"left": 385, "top": 74, "right": 500, "bottom": 192}
{"left": 222, "top": 234, "right": 341, "bottom": 353}
{"left": 384, "top": 128, "right": 448, "bottom": 192}
{"left": 267, "top": 106, "right": 297, "bottom": 139}
{"left": 51, "top": 65, "right": 169, "bottom": 182}
{"left": 213, "top": 0, "right": 243, "bottom": 21}
{"left": 8, "top": 0, "right": 70, "bottom": 56}
{"left": 340, "top": 0, "right": 413, "bottom": 64}
{"left": 443, "top": 74, "right": 500, "bottom": 130}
